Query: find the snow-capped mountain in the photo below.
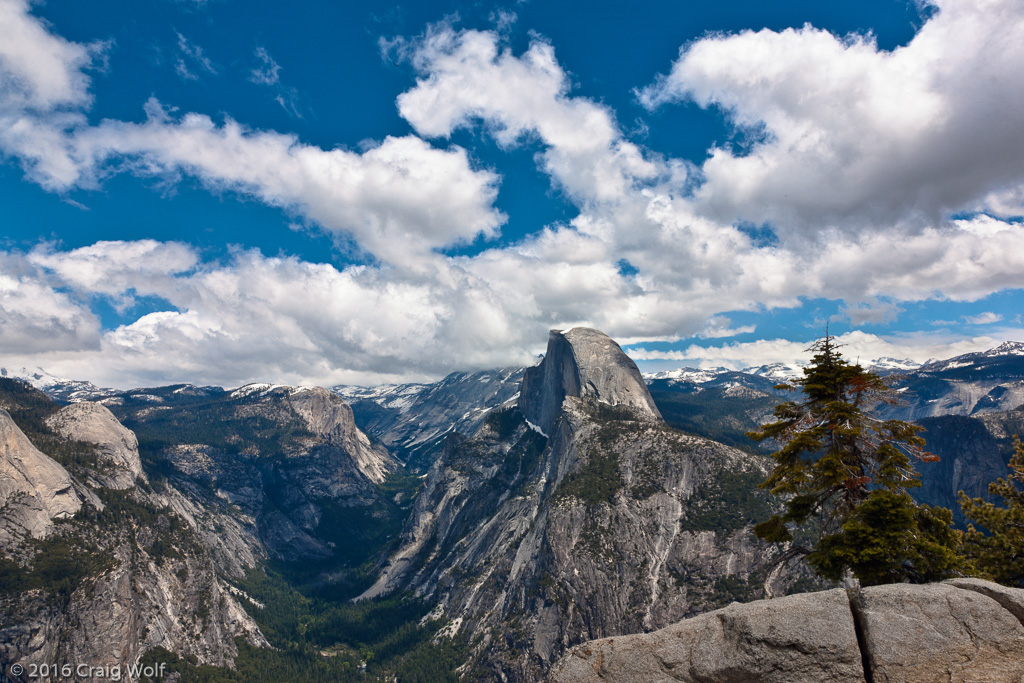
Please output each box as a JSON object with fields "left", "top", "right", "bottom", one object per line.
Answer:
{"left": 643, "top": 354, "right": 924, "bottom": 386}
{"left": 334, "top": 368, "right": 524, "bottom": 466}
{"left": 867, "top": 357, "right": 921, "bottom": 375}
{"left": 917, "top": 341, "right": 1024, "bottom": 373}
{"left": 332, "top": 382, "right": 430, "bottom": 412}
{"left": 642, "top": 367, "right": 732, "bottom": 383}
{"left": 743, "top": 361, "right": 807, "bottom": 382}
{"left": 0, "top": 366, "right": 119, "bottom": 403}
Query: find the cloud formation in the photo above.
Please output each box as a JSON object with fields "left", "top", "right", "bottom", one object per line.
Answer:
{"left": 639, "top": 0, "right": 1024, "bottom": 231}
{"left": 249, "top": 46, "right": 281, "bottom": 86}
{"left": 0, "top": 6, "right": 505, "bottom": 267}
{"left": 0, "top": 0, "right": 96, "bottom": 111}
{"left": 174, "top": 32, "right": 217, "bottom": 81}
{"left": 629, "top": 330, "right": 1015, "bottom": 371}
{"left": 249, "top": 46, "right": 302, "bottom": 116}
{"left": 2, "top": 1, "right": 1024, "bottom": 387}
{"left": 395, "top": 24, "right": 660, "bottom": 203}
{"left": 76, "top": 106, "right": 505, "bottom": 266}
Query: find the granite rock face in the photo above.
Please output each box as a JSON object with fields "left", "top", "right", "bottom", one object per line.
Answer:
{"left": 0, "top": 409, "right": 81, "bottom": 542}
{"left": 288, "top": 386, "right": 395, "bottom": 484}
{"left": 45, "top": 401, "right": 146, "bottom": 489}
{"left": 550, "top": 580, "right": 1024, "bottom": 683}
{"left": 521, "top": 328, "right": 661, "bottom": 435}
{"left": 0, "top": 386, "right": 267, "bottom": 679}
{"left": 8, "top": 542, "right": 268, "bottom": 676}
{"left": 856, "top": 582, "right": 1024, "bottom": 683}
{"left": 550, "top": 588, "right": 863, "bottom": 683}
{"left": 337, "top": 368, "right": 524, "bottom": 466}
{"left": 110, "top": 382, "right": 400, "bottom": 561}
{"left": 362, "top": 328, "right": 782, "bottom": 680}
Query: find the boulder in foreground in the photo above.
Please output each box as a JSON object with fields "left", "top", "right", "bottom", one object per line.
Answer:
{"left": 549, "top": 579, "right": 1024, "bottom": 683}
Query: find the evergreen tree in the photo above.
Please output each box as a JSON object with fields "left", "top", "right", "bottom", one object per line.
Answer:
{"left": 959, "top": 438, "right": 1024, "bottom": 586}
{"left": 748, "top": 333, "right": 961, "bottom": 586}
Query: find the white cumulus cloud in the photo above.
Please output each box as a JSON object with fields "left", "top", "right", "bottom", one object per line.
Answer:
{"left": 3, "top": 2, "right": 1024, "bottom": 387}
{"left": 396, "top": 25, "right": 660, "bottom": 204}
{"left": 628, "top": 330, "right": 1015, "bottom": 371}
{"left": 640, "top": 0, "right": 1024, "bottom": 231}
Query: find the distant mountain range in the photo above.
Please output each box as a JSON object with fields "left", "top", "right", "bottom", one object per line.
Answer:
{"left": 3, "top": 335, "right": 1024, "bottom": 680}
{"left": 9, "top": 341, "right": 1024, "bottom": 411}
{"left": 0, "top": 365, "right": 119, "bottom": 403}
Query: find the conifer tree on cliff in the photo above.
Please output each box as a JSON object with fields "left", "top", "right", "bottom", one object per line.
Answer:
{"left": 960, "top": 438, "right": 1024, "bottom": 586}
{"left": 747, "top": 332, "right": 961, "bottom": 586}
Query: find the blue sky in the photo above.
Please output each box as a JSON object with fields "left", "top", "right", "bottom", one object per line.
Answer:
{"left": 1, "top": 0, "right": 1023, "bottom": 387}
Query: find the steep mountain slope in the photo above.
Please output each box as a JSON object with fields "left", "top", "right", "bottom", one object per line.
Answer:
{"left": 645, "top": 373, "right": 784, "bottom": 453}
{"left": 337, "top": 368, "right": 524, "bottom": 469}
{"left": 881, "top": 341, "right": 1024, "bottom": 420}
{"left": 0, "top": 379, "right": 267, "bottom": 676}
{"left": 45, "top": 402, "right": 146, "bottom": 490}
{"left": 0, "top": 409, "right": 81, "bottom": 543}
{"left": 520, "top": 328, "right": 661, "bottom": 435}
{"left": 644, "top": 344, "right": 1024, "bottom": 529}
{"left": 105, "top": 383, "right": 401, "bottom": 563}
{"left": 360, "top": 328, "right": 787, "bottom": 681}
{"left": 0, "top": 366, "right": 118, "bottom": 403}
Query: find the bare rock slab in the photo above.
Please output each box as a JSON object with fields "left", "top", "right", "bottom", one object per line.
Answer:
{"left": 944, "top": 577, "right": 1024, "bottom": 626}
{"left": 549, "top": 588, "right": 864, "bottom": 683}
{"left": 45, "top": 401, "right": 145, "bottom": 489}
{"left": 857, "top": 582, "right": 1024, "bottom": 683}
{"left": 0, "top": 409, "right": 81, "bottom": 540}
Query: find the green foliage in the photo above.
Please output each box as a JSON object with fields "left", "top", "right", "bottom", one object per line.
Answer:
{"left": 679, "top": 469, "right": 775, "bottom": 535}
{"left": 76, "top": 487, "right": 199, "bottom": 567}
{"left": 585, "top": 401, "right": 639, "bottom": 424}
{"left": 112, "top": 392, "right": 313, "bottom": 458}
{"left": 960, "top": 438, "right": 1024, "bottom": 586}
{"left": 0, "top": 531, "right": 112, "bottom": 601}
{"left": 557, "top": 446, "right": 623, "bottom": 505}
{"left": 0, "top": 378, "right": 105, "bottom": 472}
{"left": 149, "top": 568, "right": 468, "bottom": 682}
{"left": 0, "top": 377, "right": 60, "bottom": 423}
{"left": 748, "top": 333, "right": 961, "bottom": 586}
{"left": 140, "top": 634, "right": 469, "bottom": 683}
{"left": 555, "top": 406, "right": 645, "bottom": 505}
{"left": 810, "top": 491, "right": 961, "bottom": 585}
{"left": 649, "top": 385, "right": 778, "bottom": 453}
{"left": 711, "top": 574, "right": 755, "bottom": 604}
{"left": 484, "top": 405, "right": 524, "bottom": 440}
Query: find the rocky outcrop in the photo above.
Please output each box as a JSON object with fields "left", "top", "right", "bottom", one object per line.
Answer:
{"left": 337, "top": 368, "right": 524, "bottom": 466}
{"left": 854, "top": 582, "right": 1024, "bottom": 683}
{"left": 550, "top": 580, "right": 1024, "bottom": 683}
{"left": 0, "top": 409, "right": 81, "bottom": 542}
{"left": 45, "top": 402, "right": 146, "bottom": 489}
{"left": 108, "top": 382, "right": 401, "bottom": 562}
{"left": 2, "top": 524, "right": 268, "bottom": 678}
{"left": 521, "top": 328, "right": 661, "bottom": 435}
{"left": 288, "top": 386, "right": 395, "bottom": 484}
{"left": 362, "top": 329, "right": 781, "bottom": 680}
{"left": 0, "top": 384, "right": 268, "bottom": 679}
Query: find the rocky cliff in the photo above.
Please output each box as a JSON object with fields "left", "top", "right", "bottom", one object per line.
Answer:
{"left": 45, "top": 401, "right": 146, "bottom": 490}
{"left": 550, "top": 578, "right": 1024, "bottom": 683}
{"left": 0, "top": 409, "right": 81, "bottom": 543}
{"left": 106, "top": 382, "right": 401, "bottom": 562}
{"left": 521, "top": 328, "right": 661, "bottom": 435}
{"left": 337, "top": 367, "right": 524, "bottom": 468}
{"left": 0, "top": 380, "right": 267, "bottom": 679}
{"left": 360, "top": 328, "right": 789, "bottom": 680}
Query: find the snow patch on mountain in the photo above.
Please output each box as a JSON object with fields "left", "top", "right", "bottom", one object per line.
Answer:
{"left": 0, "top": 366, "right": 118, "bottom": 403}
{"left": 643, "top": 367, "right": 731, "bottom": 383}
